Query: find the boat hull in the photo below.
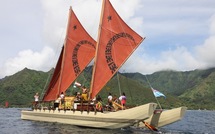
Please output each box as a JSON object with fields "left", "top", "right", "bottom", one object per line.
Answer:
{"left": 21, "top": 103, "right": 157, "bottom": 129}
{"left": 139, "top": 106, "right": 187, "bottom": 128}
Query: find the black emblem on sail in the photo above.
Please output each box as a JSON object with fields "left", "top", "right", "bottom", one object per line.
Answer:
{"left": 73, "top": 25, "right": 77, "bottom": 30}
{"left": 105, "top": 32, "right": 135, "bottom": 74}
{"left": 72, "top": 40, "right": 96, "bottom": 76}
{"left": 107, "top": 16, "right": 112, "bottom": 22}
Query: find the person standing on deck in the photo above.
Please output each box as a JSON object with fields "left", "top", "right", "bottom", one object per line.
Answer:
{"left": 75, "top": 92, "right": 82, "bottom": 101}
{"left": 112, "top": 94, "right": 119, "bottom": 111}
{"left": 119, "top": 92, "right": 126, "bottom": 109}
{"left": 34, "top": 92, "right": 39, "bottom": 109}
{"left": 107, "top": 93, "right": 113, "bottom": 110}
{"left": 60, "top": 92, "right": 65, "bottom": 104}
{"left": 81, "top": 86, "right": 88, "bottom": 101}
{"left": 95, "top": 95, "right": 103, "bottom": 112}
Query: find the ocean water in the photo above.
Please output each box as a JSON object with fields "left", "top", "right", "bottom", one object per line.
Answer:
{"left": 0, "top": 108, "right": 214, "bottom": 134}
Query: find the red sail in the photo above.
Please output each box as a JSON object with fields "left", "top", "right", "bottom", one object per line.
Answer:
{"left": 43, "top": 8, "right": 96, "bottom": 101}
{"left": 90, "top": 0, "right": 144, "bottom": 99}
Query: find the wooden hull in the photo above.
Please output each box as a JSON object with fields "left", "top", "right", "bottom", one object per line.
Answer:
{"left": 21, "top": 103, "right": 157, "bottom": 129}
{"left": 139, "top": 106, "right": 187, "bottom": 128}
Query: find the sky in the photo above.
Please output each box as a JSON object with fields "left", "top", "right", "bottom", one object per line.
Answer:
{"left": 0, "top": 0, "right": 215, "bottom": 78}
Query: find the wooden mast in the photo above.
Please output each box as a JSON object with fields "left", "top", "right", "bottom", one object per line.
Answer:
{"left": 56, "top": 7, "right": 73, "bottom": 98}
{"left": 89, "top": 0, "right": 106, "bottom": 100}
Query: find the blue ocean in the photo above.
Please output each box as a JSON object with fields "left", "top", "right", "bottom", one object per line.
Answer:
{"left": 0, "top": 108, "right": 214, "bottom": 134}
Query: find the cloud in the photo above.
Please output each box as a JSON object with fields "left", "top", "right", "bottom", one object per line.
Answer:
{"left": 1, "top": 0, "right": 215, "bottom": 79}
{"left": 123, "top": 13, "right": 215, "bottom": 74}
{"left": 0, "top": 0, "right": 144, "bottom": 78}
{"left": 196, "top": 36, "right": 215, "bottom": 66}
{"left": 41, "top": 0, "right": 70, "bottom": 48}
{"left": 195, "top": 14, "right": 215, "bottom": 68}
{"left": 123, "top": 46, "right": 202, "bottom": 74}
{"left": 142, "top": 0, "right": 215, "bottom": 40}
{"left": 0, "top": 47, "right": 55, "bottom": 78}
{"left": 41, "top": 0, "right": 144, "bottom": 47}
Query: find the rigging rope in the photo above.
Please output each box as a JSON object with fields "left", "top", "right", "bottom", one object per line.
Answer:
{"left": 144, "top": 75, "right": 162, "bottom": 109}
{"left": 40, "top": 28, "right": 66, "bottom": 101}
{"left": 122, "top": 70, "right": 133, "bottom": 104}
{"left": 116, "top": 72, "right": 122, "bottom": 96}
{"left": 80, "top": 67, "right": 90, "bottom": 86}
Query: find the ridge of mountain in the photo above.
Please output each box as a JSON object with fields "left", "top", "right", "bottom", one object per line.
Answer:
{"left": 0, "top": 67, "right": 215, "bottom": 109}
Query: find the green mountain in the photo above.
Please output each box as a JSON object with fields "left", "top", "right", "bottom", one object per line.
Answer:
{"left": 0, "top": 67, "right": 215, "bottom": 110}
{"left": 0, "top": 68, "right": 52, "bottom": 107}
{"left": 122, "top": 68, "right": 215, "bottom": 110}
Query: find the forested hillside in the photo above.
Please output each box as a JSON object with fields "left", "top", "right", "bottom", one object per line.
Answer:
{"left": 0, "top": 67, "right": 215, "bottom": 110}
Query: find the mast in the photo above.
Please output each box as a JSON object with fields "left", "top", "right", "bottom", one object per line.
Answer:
{"left": 56, "top": 7, "right": 73, "bottom": 98}
{"left": 89, "top": 0, "right": 106, "bottom": 99}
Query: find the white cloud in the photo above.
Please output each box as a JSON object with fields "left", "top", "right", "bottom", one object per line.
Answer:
{"left": 0, "top": 47, "right": 55, "bottom": 78}
{"left": 41, "top": 0, "right": 70, "bottom": 48}
{"left": 0, "top": 0, "right": 144, "bottom": 78}
{"left": 196, "top": 36, "right": 215, "bottom": 65}
{"left": 40, "top": 0, "right": 144, "bottom": 46}
{"left": 123, "top": 46, "right": 202, "bottom": 74}
{"left": 195, "top": 14, "right": 215, "bottom": 68}
{"left": 1, "top": 0, "right": 215, "bottom": 78}
{"left": 123, "top": 13, "right": 215, "bottom": 74}
{"left": 142, "top": 0, "right": 215, "bottom": 38}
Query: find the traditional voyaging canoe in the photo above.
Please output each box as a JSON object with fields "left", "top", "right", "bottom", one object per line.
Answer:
{"left": 21, "top": 0, "right": 186, "bottom": 130}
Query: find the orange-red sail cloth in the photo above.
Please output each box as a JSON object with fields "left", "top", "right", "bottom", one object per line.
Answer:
{"left": 43, "top": 8, "right": 96, "bottom": 101}
{"left": 90, "top": 0, "right": 144, "bottom": 99}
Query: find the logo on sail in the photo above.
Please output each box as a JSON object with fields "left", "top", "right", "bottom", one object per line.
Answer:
{"left": 105, "top": 32, "right": 135, "bottom": 74}
{"left": 72, "top": 40, "right": 96, "bottom": 76}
